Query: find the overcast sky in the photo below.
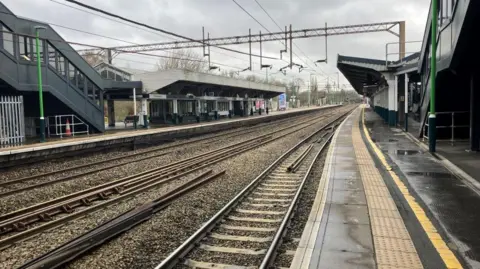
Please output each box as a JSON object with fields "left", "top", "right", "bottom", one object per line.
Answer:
{"left": 2, "top": 0, "right": 430, "bottom": 89}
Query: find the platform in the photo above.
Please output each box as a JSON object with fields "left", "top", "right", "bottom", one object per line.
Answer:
{"left": 292, "top": 106, "right": 473, "bottom": 269}
{"left": 0, "top": 106, "right": 337, "bottom": 168}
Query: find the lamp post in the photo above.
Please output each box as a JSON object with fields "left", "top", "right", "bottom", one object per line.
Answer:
{"left": 34, "top": 26, "right": 47, "bottom": 142}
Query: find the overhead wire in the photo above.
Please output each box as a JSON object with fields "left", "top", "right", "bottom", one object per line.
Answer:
{"left": 253, "top": 0, "right": 333, "bottom": 81}
{"left": 2, "top": 6, "right": 270, "bottom": 78}
{"left": 232, "top": 0, "right": 339, "bottom": 89}
{"left": 62, "top": 0, "right": 280, "bottom": 61}
{"left": 0, "top": 31, "right": 269, "bottom": 73}
{"left": 48, "top": 0, "right": 278, "bottom": 70}
{"left": 231, "top": 0, "right": 289, "bottom": 65}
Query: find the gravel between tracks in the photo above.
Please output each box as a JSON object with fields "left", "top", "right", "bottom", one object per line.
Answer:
{"left": 274, "top": 151, "right": 328, "bottom": 268}
{"left": 0, "top": 108, "right": 352, "bottom": 268}
{"left": 0, "top": 112, "right": 323, "bottom": 215}
{"left": 0, "top": 112, "right": 315, "bottom": 182}
{"left": 66, "top": 113, "right": 340, "bottom": 269}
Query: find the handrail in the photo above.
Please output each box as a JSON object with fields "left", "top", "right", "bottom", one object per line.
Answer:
{"left": 423, "top": 111, "right": 469, "bottom": 144}
{"left": 385, "top": 41, "right": 422, "bottom": 67}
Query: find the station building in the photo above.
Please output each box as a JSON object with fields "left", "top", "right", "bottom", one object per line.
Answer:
{"left": 94, "top": 62, "right": 283, "bottom": 127}
{"left": 338, "top": 0, "right": 480, "bottom": 152}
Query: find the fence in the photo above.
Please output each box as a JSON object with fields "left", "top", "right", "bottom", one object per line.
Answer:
{"left": 0, "top": 96, "right": 25, "bottom": 147}
{"left": 46, "top": 115, "right": 89, "bottom": 138}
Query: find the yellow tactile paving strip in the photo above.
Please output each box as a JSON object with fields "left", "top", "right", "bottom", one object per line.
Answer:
{"left": 358, "top": 106, "right": 463, "bottom": 269}
{"left": 351, "top": 109, "right": 423, "bottom": 269}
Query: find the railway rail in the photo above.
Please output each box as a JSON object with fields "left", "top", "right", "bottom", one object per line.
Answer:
{"left": 0, "top": 107, "right": 348, "bottom": 250}
{"left": 0, "top": 107, "right": 339, "bottom": 198}
{"left": 153, "top": 109, "right": 349, "bottom": 269}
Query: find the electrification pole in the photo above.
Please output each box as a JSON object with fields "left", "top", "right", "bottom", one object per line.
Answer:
{"left": 34, "top": 26, "right": 47, "bottom": 143}
{"left": 429, "top": 0, "right": 437, "bottom": 152}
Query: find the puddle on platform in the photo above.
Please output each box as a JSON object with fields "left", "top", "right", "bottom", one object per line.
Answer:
{"left": 395, "top": 149, "right": 423, "bottom": 155}
{"left": 406, "top": 171, "right": 455, "bottom": 179}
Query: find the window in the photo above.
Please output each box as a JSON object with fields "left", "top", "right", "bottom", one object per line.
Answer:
{"left": 107, "top": 70, "right": 115, "bottom": 80}
{"left": 100, "top": 70, "right": 107, "bottom": 79}
{"left": 57, "top": 53, "right": 66, "bottom": 77}
{"left": 47, "top": 43, "right": 56, "bottom": 68}
{"left": 87, "top": 79, "right": 95, "bottom": 102}
{"left": 1, "top": 24, "right": 14, "bottom": 55}
{"left": 19, "top": 36, "right": 32, "bottom": 61}
{"left": 94, "top": 86, "right": 101, "bottom": 106}
{"left": 439, "top": 0, "right": 456, "bottom": 26}
{"left": 32, "top": 38, "right": 44, "bottom": 62}
{"left": 69, "top": 63, "right": 77, "bottom": 86}
{"left": 77, "top": 72, "right": 85, "bottom": 92}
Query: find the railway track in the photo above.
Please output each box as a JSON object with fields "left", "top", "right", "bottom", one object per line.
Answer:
{"left": 154, "top": 110, "right": 349, "bottom": 269}
{"left": 0, "top": 107, "right": 348, "bottom": 250}
{"left": 0, "top": 107, "right": 339, "bottom": 198}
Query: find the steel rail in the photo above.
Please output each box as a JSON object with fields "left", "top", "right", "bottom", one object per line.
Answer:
{"left": 259, "top": 131, "right": 335, "bottom": 268}
{"left": 0, "top": 111, "right": 324, "bottom": 233}
{"left": 0, "top": 110, "right": 311, "bottom": 187}
{"left": 154, "top": 108, "right": 353, "bottom": 269}
{"left": 287, "top": 144, "right": 313, "bottom": 172}
{"left": 18, "top": 170, "right": 226, "bottom": 269}
{"left": 0, "top": 109, "right": 341, "bottom": 243}
{"left": 0, "top": 108, "right": 336, "bottom": 194}
{"left": 0, "top": 109, "right": 337, "bottom": 200}
{"left": 0, "top": 138, "right": 265, "bottom": 233}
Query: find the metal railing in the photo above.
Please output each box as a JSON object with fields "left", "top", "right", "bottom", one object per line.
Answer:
{"left": 46, "top": 115, "right": 89, "bottom": 138}
{"left": 385, "top": 41, "right": 422, "bottom": 67}
{"left": 423, "top": 111, "right": 469, "bottom": 144}
{"left": 0, "top": 96, "right": 25, "bottom": 147}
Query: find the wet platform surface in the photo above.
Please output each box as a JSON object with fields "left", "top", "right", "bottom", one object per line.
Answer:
{"left": 292, "top": 110, "right": 375, "bottom": 269}
{"left": 406, "top": 116, "right": 480, "bottom": 186}
{"left": 365, "top": 108, "right": 480, "bottom": 268}
{"left": 292, "top": 108, "right": 431, "bottom": 269}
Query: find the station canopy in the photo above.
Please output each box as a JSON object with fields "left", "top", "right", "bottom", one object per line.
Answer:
{"left": 337, "top": 53, "right": 420, "bottom": 97}
{"left": 135, "top": 69, "right": 285, "bottom": 99}
{"left": 96, "top": 64, "right": 285, "bottom": 100}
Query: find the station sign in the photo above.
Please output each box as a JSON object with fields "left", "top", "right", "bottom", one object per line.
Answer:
{"left": 278, "top": 93, "right": 287, "bottom": 110}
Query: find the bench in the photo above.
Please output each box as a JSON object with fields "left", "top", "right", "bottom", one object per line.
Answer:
{"left": 124, "top": 115, "right": 139, "bottom": 127}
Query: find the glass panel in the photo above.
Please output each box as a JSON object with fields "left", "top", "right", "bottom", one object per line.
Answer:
{"left": 47, "top": 43, "right": 55, "bottom": 68}
{"left": 57, "top": 54, "right": 66, "bottom": 77}
{"left": 115, "top": 73, "right": 123, "bottom": 82}
{"left": 69, "top": 62, "right": 77, "bottom": 86}
{"left": 77, "top": 72, "right": 85, "bottom": 91}
{"left": 1, "top": 24, "right": 14, "bottom": 55}
{"left": 19, "top": 36, "right": 32, "bottom": 61}
{"left": 107, "top": 70, "right": 115, "bottom": 80}
{"left": 87, "top": 80, "right": 94, "bottom": 101}
{"left": 95, "top": 86, "right": 100, "bottom": 106}
{"left": 32, "top": 38, "right": 44, "bottom": 62}
{"left": 100, "top": 70, "right": 108, "bottom": 79}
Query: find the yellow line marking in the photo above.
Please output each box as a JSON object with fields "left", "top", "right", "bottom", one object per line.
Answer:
{"left": 352, "top": 110, "right": 421, "bottom": 268}
{"left": 361, "top": 106, "right": 463, "bottom": 269}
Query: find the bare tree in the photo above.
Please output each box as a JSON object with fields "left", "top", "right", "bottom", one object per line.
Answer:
{"left": 81, "top": 51, "right": 103, "bottom": 66}
{"left": 220, "top": 69, "right": 240, "bottom": 78}
{"left": 156, "top": 49, "right": 208, "bottom": 72}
